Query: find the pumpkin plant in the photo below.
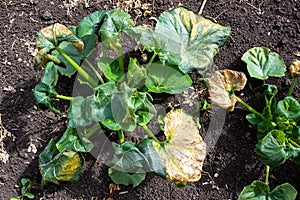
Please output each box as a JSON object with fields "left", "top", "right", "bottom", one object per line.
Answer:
{"left": 32, "top": 6, "right": 230, "bottom": 187}
{"left": 207, "top": 47, "right": 299, "bottom": 200}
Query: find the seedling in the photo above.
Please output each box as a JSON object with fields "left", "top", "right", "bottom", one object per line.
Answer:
{"left": 10, "top": 178, "right": 35, "bottom": 200}
{"left": 207, "top": 47, "right": 299, "bottom": 200}
{"left": 32, "top": 6, "right": 230, "bottom": 187}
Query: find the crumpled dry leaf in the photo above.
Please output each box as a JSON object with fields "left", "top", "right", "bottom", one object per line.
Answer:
{"left": 207, "top": 69, "right": 247, "bottom": 111}
{"left": 152, "top": 109, "right": 206, "bottom": 186}
{"left": 289, "top": 59, "right": 300, "bottom": 77}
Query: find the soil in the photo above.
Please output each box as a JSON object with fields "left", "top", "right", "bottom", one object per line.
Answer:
{"left": 0, "top": 0, "right": 300, "bottom": 199}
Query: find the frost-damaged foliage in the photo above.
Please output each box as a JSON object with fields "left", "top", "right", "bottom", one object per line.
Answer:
{"left": 207, "top": 69, "right": 247, "bottom": 111}
{"left": 153, "top": 109, "right": 206, "bottom": 187}
{"left": 126, "top": 6, "right": 231, "bottom": 74}
{"left": 207, "top": 47, "right": 299, "bottom": 199}
{"left": 32, "top": 5, "right": 229, "bottom": 188}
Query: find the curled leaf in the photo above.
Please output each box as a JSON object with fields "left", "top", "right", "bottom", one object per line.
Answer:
{"left": 39, "top": 139, "right": 83, "bottom": 185}
{"left": 34, "top": 23, "right": 84, "bottom": 70}
{"left": 207, "top": 70, "right": 247, "bottom": 111}
{"left": 152, "top": 109, "right": 206, "bottom": 186}
{"left": 289, "top": 59, "right": 300, "bottom": 77}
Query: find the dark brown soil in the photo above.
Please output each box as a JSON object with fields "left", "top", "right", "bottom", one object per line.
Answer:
{"left": 1, "top": 0, "right": 300, "bottom": 199}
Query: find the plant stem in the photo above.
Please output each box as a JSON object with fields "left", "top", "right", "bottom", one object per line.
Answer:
{"left": 56, "top": 47, "right": 98, "bottom": 87}
{"left": 85, "top": 123, "right": 101, "bottom": 138}
{"left": 84, "top": 59, "right": 104, "bottom": 84}
{"left": 235, "top": 96, "right": 266, "bottom": 120}
{"left": 53, "top": 94, "right": 72, "bottom": 101}
{"left": 142, "top": 125, "right": 160, "bottom": 143}
{"left": 118, "top": 49, "right": 124, "bottom": 74}
{"left": 147, "top": 53, "right": 157, "bottom": 68}
{"left": 265, "top": 165, "right": 270, "bottom": 185}
{"left": 287, "top": 77, "right": 298, "bottom": 96}
{"left": 289, "top": 138, "right": 300, "bottom": 148}
{"left": 118, "top": 130, "right": 125, "bottom": 143}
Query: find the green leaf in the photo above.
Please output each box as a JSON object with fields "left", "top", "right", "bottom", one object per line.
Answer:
{"left": 77, "top": 10, "right": 107, "bottom": 38}
{"left": 145, "top": 63, "right": 192, "bottom": 94}
{"left": 108, "top": 167, "right": 146, "bottom": 188}
{"left": 269, "top": 183, "right": 297, "bottom": 200}
{"left": 99, "top": 9, "right": 134, "bottom": 51}
{"left": 239, "top": 181, "right": 297, "bottom": 200}
{"left": 246, "top": 113, "right": 262, "bottom": 125}
{"left": 108, "top": 139, "right": 165, "bottom": 187}
{"left": 241, "top": 47, "right": 286, "bottom": 80}
{"left": 33, "top": 63, "right": 60, "bottom": 114}
{"left": 111, "top": 91, "right": 137, "bottom": 132}
{"left": 39, "top": 139, "right": 83, "bottom": 185}
{"left": 152, "top": 109, "right": 206, "bottom": 185}
{"left": 206, "top": 70, "right": 247, "bottom": 111}
{"left": 127, "top": 58, "right": 147, "bottom": 88}
{"left": 238, "top": 180, "right": 269, "bottom": 200}
{"left": 255, "top": 131, "right": 289, "bottom": 167}
{"left": 56, "top": 127, "right": 93, "bottom": 153}
{"left": 10, "top": 197, "right": 21, "bottom": 200}
{"left": 98, "top": 58, "right": 123, "bottom": 82}
{"left": 276, "top": 97, "right": 300, "bottom": 121}
{"left": 137, "top": 138, "right": 166, "bottom": 178}
{"left": 127, "top": 6, "right": 230, "bottom": 73}
{"left": 24, "top": 192, "right": 35, "bottom": 199}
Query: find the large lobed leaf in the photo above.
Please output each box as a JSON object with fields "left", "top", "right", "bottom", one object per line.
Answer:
{"left": 207, "top": 69, "right": 247, "bottom": 111}
{"left": 126, "top": 6, "right": 231, "bottom": 74}
{"left": 241, "top": 47, "right": 286, "bottom": 80}
{"left": 152, "top": 109, "right": 206, "bottom": 186}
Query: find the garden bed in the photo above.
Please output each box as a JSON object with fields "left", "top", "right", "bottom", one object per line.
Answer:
{"left": 0, "top": 0, "right": 299, "bottom": 199}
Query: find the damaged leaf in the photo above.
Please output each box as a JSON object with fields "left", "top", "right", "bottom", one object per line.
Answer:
{"left": 152, "top": 109, "right": 206, "bottom": 186}
{"left": 207, "top": 69, "right": 247, "bottom": 111}
{"left": 127, "top": 6, "right": 231, "bottom": 73}
{"left": 289, "top": 59, "right": 300, "bottom": 77}
{"left": 39, "top": 139, "right": 84, "bottom": 185}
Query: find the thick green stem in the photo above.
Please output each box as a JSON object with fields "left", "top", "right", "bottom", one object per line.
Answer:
{"left": 265, "top": 165, "right": 270, "bottom": 185}
{"left": 142, "top": 125, "right": 160, "bottom": 143}
{"left": 287, "top": 77, "right": 298, "bottom": 96}
{"left": 289, "top": 138, "right": 300, "bottom": 148}
{"left": 54, "top": 94, "right": 72, "bottom": 101}
{"left": 84, "top": 59, "right": 104, "bottom": 84}
{"left": 85, "top": 123, "right": 101, "bottom": 138}
{"left": 56, "top": 47, "right": 98, "bottom": 87}
{"left": 118, "top": 130, "right": 125, "bottom": 143}
{"left": 118, "top": 49, "right": 124, "bottom": 74}
{"left": 235, "top": 96, "right": 266, "bottom": 120}
{"left": 146, "top": 53, "right": 157, "bottom": 68}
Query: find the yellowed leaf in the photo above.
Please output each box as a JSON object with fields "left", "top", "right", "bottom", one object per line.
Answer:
{"left": 207, "top": 70, "right": 247, "bottom": 111}
{"left": 153, "top": 109, "right": 206, "bottom": 185}
{"left": 290, "top": 59, "right": 300, "bottom": 77}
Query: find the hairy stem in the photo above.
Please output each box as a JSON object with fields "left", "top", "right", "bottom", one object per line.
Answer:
{"left": 287, "top": 77, "right": 298, "bottom": 96}
{"left": 56, "top": 47, "right": 98, "bottom": 87}
{"left": 235, "top": 96, "right": 266, "bottom": 120}
{"left": 265, "top": 165, "right": 270, "bottom": 185}
{"left": 142, "top": 125, "right": 160, "bottom": 143}
{"left": 118, "top": 129, "right": 125, "bottom": 143}
{"left": 53, "top": 94, "right": 72, "bottom": 101}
